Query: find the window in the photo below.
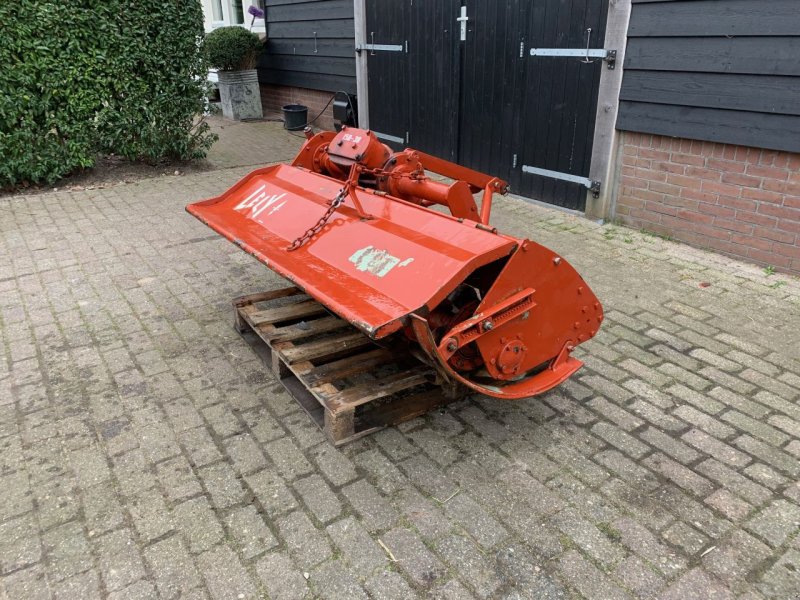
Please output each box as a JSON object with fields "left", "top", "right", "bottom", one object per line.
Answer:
{"left": 231, "top": 0, "right": 244, "bottom": 24}
{"left": 211, "top": 0, "right": 223, "bottom": 22}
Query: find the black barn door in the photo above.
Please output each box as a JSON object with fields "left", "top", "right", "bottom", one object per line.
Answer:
{"left": 365, "top": 0, "right": 609, "bottom": 211}
{"left": 515, "top": 0, "right": 609, "bottom": 210}
{"left": 364, "top": 0, "right": 409, "bottom": 149}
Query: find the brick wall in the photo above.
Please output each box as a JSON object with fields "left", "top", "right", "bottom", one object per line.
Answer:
{"left": 615, "top": 132, "right": 800, "bottom": 275}
{"left": 259, "top": 83, "right": 337, "bottom": 131}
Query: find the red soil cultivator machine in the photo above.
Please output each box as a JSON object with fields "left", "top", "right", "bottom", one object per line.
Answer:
{"left": 187, "top": 127, "right": 602, "bottom": 444}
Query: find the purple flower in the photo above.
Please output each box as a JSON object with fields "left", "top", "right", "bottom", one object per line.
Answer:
{"left": 248, "top": 5, "right": 264, "bottom": 18}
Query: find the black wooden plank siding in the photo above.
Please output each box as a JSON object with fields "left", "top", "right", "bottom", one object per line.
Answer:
{"left": 258, "top": 0, "right": 356, "bottom": 94}
{"left": 617, "top": 0, "right": 800, "bottom": 153}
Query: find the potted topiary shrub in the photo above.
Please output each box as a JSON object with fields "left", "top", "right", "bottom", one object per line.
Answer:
{"left": 205, "top": 26, "right": 263, "bottom": 120}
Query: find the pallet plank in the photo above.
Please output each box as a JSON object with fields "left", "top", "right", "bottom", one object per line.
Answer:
{"left": 264, "top": 315, "right": 350, "bottom": 343}
{"left": 326, "top": 369, "right": 432, "bottom": 410}
{"left": 249, "top": 299, "right": 329, "bottom": 326}
{"left": 279, "top": 331, "right": 371, "bottom": 364}
{"left": 304, "top": 347, "right": 397, "bottom": 388}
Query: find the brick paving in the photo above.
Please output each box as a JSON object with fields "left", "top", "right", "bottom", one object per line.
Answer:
{"left": 1, "top": 119, "right": 799, "bottom": 599}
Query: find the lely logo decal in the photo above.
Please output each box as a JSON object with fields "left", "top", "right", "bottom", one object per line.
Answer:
{"left": 234, "top": 184, "right": 287, "bottom": 219}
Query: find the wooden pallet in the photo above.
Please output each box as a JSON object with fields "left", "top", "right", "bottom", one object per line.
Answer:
{"left": 233, "top": 287, "right": 459, "bottom": 445}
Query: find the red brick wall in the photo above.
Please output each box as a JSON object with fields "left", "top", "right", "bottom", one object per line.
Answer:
{"left": 259, "top": 83, "right": 337, "bottom": 131}
{"left": 615, "top": 132, "right": 800, "bottom": 275}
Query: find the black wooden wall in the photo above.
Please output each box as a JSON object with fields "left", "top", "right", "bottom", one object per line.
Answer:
{"left": 257, "top": 0, "right": 356, "bottom": 94}
{"left": 617, "top": 0, "right": 800, "bottom": 154}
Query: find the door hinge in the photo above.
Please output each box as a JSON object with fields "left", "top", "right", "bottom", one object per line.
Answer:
{"left": 528, "top": 28, "right": 617, "bottom": 69}
{"left": 521, "top": 165, "right": 602, "bottom": 198}
{"left": 512, "top": 154, "right": 518, "bottom": 168}
{"left": 519, "top": 42, "right": 524, "bottom": 58}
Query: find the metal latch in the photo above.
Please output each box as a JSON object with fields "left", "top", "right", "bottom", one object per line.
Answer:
{"left": 521, "top": 165, "right": 601, "bottom": 198}
{"left": 528, "top": 28, "right": 616, "bottom": 69}
{"left": 457, "top": 6, "right": 469, "bottom": 42}
{"left": 356, "top": 33, "right": 404, "bottom": 54}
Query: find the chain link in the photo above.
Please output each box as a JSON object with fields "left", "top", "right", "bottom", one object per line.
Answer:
{"left": 286, "top": 186, "right": 348, "bottom": 251}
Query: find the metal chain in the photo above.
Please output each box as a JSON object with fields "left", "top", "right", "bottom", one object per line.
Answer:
{"left": 286, "top": 186, "right": 348, "bottom": 251}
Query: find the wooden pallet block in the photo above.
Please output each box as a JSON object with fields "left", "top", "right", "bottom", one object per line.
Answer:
{"left": 233, "top": 287, "right": 459, "bottom": 445}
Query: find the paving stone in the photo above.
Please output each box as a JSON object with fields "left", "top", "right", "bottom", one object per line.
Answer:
{"left": 443, "top": 492, "right": 509, "bottom": 549}
{"left": 381, "top": 527, "right": 447, "bottom": 588}
{"left": 435, "top": 533, "right": 501, "bottom": 598}
{"left": 52, "top": 570, "right": 102, "bottom": 600}
{"left": 755, "top": 549, "right": 800, "bottom": 600}
{"left": 105, "top": 579, "right": 158, "bottom": 600}
{"left": 697, "top": 458, "right": 772, "bottom": 506}
{"left": 3, "top": 564, "right": 52, "bottom": 600}
{"left": 592, "top": 422, "right": 651, "bottom": 459}
{"left": 364, "top": 569, "right": 420, "bottom": 600}
{"left": 681, "top": 428, "right": 751, "bottom": 468}
{"left": 657, "top": 567, "right": 734, "bottom": 600}
{"left": 69, "top": 445, "right": 112, "bottom": 488}
{"left": 277, "top": 510, "right": 333, "bottom": 568}
{"left": 293, "top": 474, "right": 342, "bottom": 524}
{"left": 373, "top": 427, "right": 417, "bottom": 461}
{"left": 198, "top": 461, "right": 246, "bottom": 509}
{"left": 557, "top": 550, "right": 632, "bottom": 600}
{"left": 733, "top": 435, "right": 800, "bottom": 478}
{"left": 613, "top": 555, "right": 664, "bottom": 599}
{"left": 0, "top": 514, "right": 41, "bottom": 574}
{"left": 352, "top": 449, "right": 407, "bottom": 494}
{"left": 157, "top": 455, "right": 202, "bottom": 502}
{"left": 42, "top": 520, "right": 93, "bottom": 582}
{"left": 225, "top": 505, "right": 278, "bottom": 559}
{"left": 630, "top": 400, "right": 685, "bottom": 432}
{"left": 704, "top": 489, "right": 754, "bottom": 522}
{"left": 644, "top": 453, "right": 715, "bottom": 498}
{"left": 587, "top": 396, "right": 644, "bottom": 431}
{"left": 613, "top": 516, "right": 686, "bottom": 576}
{"left": 244, "top": 468, "right": 297, "bottom": 518}
{"left": 197, "top": 544, "right": 258, "bottom": 600}
{"left": 309, "top": 560, "right": 369, "bottom": 600}
{"left": 721, "top": 411, "right": 790, "bottom": 447}
{"left": 327, "top": 516, "right": 386, "bottom": 573}
{"left": 95, "top": 528, "right": 145, "bottom": 592}
{"left": 708, "top": 387, "right": 770, "bottom": 419}
{"left": 595, "top": 451, "right": 660, "bottom": 493}
{"left": 745, "top": 499, "right": 800, "bottom": 548}
{"left": 673, "top": 406, "right": 735, "bottom": 439}
{"left": 178, "top": 426, "right": 223, "bottom": 468}
{"left": 392, "top": 486, "right": 452, "bottom": 542}
{"left": 662, "top": 520, "right": 709, "bottom": 556}
{"left": 552, "top": 507, "right": 627, "bottom": 569}
{"left": 265, "top": 437, "right": 313, "bottom": 481}
{"left": 640, "top": 426, "right": 700, "bottom": 464}
{"left": 654, "top": 485, "right": 731, "bottom": 539}
{"left": 173, "top": 496, "right": 224, "bottom": 553}
{"left": 144, "top": 535, "right": 201, "bottom": 600}
{"left": 407, "top": 428, "right": 460, "bottom": 467}
{"left": 223, "top": 433, "right": 267, "bottom": 475}
{"left": 255, "top": 552, "right": 309, "bottom": 600}
{"left": 743, "top": 463, "right": 788, "bottom": 491}
{"left": 702, "top": 530, "right": 771, "bottom": 591}
{"left": 341, "top": 479, "right": 398, "bottom": 532}
{"left": 127, "top": 486, "right": 173, "bottom": 542}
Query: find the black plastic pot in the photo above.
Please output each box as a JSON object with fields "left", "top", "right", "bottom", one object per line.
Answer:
{"left": 282, "top": 104, "right": 308, "bottom": 131}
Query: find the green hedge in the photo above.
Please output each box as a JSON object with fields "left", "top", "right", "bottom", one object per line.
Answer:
{"left": 0, "top": 1, "right": 217, "bottom": 188}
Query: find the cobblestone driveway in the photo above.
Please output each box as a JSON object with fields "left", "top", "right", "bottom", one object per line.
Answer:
{"left": 1, "top": 123, "right": 799, "bottom": 599}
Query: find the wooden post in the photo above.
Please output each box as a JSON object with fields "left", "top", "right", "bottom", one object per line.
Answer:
{"left": 353, "top": 0, "right": 370, "bottom": 129}
{"left": 585, "top": 0, "right": 632, "bottom": 221}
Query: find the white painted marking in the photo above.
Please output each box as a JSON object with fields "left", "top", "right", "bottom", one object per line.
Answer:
{"left": 234, "top": 185, "right": 287, "bottom": 219}
{"left": 349, "top": 246, "right": 414, "bottom": 278}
